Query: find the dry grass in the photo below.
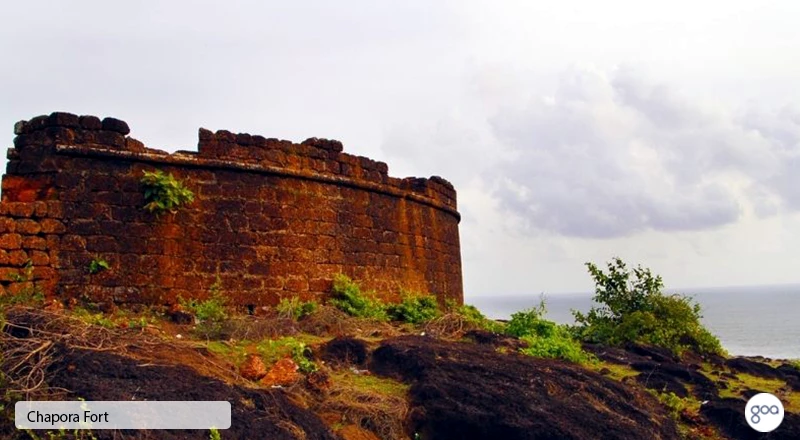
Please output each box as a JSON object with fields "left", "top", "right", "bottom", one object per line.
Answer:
{"left": 312, "top": 370, "right": 410, "bottom": 440}
{"left": 423, "top": 311, "right": 490, "bottom": 339}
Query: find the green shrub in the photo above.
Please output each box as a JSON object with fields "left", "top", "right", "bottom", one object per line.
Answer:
{"left": 505, "top": 300, "right": 548, "bottom": 338}
{"left": 520, "top": 330, "right": 595, "bottom": 364}
{"left": 506, "top": 300, "right": 594, "bottom": 363}
{"left": 179, "top": 277, "right": 228, "bottom": 337}
{"left": 386, "top": 292, "right": 440, "bottom": 324}
{"left": 329, "top": 274, "right": 387, "bottom": 320}
{"left": 573, "top": 258, "right": 724, "bottom": 356}
{"left": 141, "top": 170, "right": 195, "bottom": 215}
{"left": 276, "top": 297, "right": 318, "bottom": 320}
{"left": 451, "top": 302, "right": 505, "bottom": 333}
{"left": 291, "top": 342, "right": 318, "bottom": 374}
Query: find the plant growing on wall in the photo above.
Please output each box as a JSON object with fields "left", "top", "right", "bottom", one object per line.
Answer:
{"left": 140, "top": 170, "right": 195, "bottom": 215}
{"left": 88, "top": 257, "right": 110, "bottom": 274}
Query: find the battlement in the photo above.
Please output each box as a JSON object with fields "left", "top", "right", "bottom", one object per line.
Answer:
{"left": 11, "top": 112, "right": 457, "bottom": 213}
{"left": 1, "top": 112, "right": 463, "bottom": 306}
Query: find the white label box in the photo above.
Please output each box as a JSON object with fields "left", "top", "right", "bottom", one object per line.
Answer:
{"left": 15, "top": 401, "right": 231, "bottom": 430}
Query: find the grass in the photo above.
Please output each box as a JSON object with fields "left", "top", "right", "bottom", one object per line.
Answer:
{"left": 591, "top": 362, "right": 639, "bottom": 381}
{"left": 330, "top": 371, "right": 410, "bottom": 399}
{"left": 718, "top": 373, "right": 800, "bottom": 412}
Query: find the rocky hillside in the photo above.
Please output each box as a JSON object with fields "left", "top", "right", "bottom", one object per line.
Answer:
{"left": 2, "top": 303, "right": 799, "bottom": 440}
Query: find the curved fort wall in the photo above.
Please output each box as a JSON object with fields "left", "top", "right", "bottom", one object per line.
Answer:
{"left": 0, "top": 112, "right": 462, "bottom": 306}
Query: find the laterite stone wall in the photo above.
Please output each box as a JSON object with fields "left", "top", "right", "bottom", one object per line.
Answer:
{"left": 0, "top": 112, "right": 462, "bottom": 306}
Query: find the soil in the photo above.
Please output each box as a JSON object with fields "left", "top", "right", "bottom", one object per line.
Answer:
{"left": 369, "top": 335, "right": 680, "bottom": 440}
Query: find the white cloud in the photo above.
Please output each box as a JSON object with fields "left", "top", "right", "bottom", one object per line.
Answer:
{"left": 489, "top": 66, "right": 798, "bottom": 238}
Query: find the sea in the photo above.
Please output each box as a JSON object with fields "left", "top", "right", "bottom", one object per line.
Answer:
{"left": 468, "top": 284, "right": 800, "bottom": 360}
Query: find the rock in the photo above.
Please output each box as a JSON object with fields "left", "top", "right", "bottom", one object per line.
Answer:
{"left": 465, "top": 329, "right": 528, "bottom": 351}
{"left": 79, "top": 115, "right": 103, "bottom": 130}
{"left": 260, "top": 358, "right": 301, "bottom": 387}
{"left": 630, "top": 360, "right": 718, "bottom": 400}
{"left": 46, "top": 112, "right": 80, "bottom": 128}
{"left": 301, "top": 137, "right": 344, "bottom": 152}
{"left": 239, "top": 354, "right": 268, "bottom": 381}
{"left": 43, "top": 345, "right": 338, "bottom": 440}
{"left": 169, "top": 304, "right": 193, "bottom": 325}
{"left": 13, "top": 120, "right": 28, "bottom": 135}
{"left": 700, "top": 398, "right": 800, "bottom": 439}
{"left": 101, "top": 117, "right": 130, "bottom": 135}
{"left": 320, "top": 336, "right": 369, "bottom": 368}
{"left": 726, "top": 357, "right": 783, "bottom": 380}
{"left": 371, "top": 336, "right": 680, "bottom": 440}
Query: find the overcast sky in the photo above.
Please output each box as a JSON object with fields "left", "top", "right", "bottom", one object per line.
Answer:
{"left": 2, "top": 1, "right": 799, "bottom": 298}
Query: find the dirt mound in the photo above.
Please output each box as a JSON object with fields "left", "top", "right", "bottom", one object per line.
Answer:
{"left": 320, "top": 337, "right": 369, "bottom": 368}
{"left": 46, "top": 345, "right": 338, "bottom": 440}
{"left": 370, "top": 336, "right": 680, "bottom": 440}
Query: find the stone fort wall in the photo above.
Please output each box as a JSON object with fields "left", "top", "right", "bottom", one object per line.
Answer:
{"left": 0, "top": 112, "right": 462, "bottom": 306}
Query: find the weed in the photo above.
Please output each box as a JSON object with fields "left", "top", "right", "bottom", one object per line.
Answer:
{"left": 649, "top": 390, "right": 688, "bottom": 419}
{"left": 72, "top": 307, "right": 116, "bottom": 329}
{"left": 446, "top": 301, "right": 505, "bottom": 333}
{"left": 1, "top": 261, "right": 45, "bottom": 308}
{"left": 254, "top": 336, "right": 318, "bottom": 373}
{"left": 141, "top": 170, "right": 194, "bottom": 216}
{"left": 179, "top": 277, "right": 228, "bottom": 338}
{"left": 291, "top": 342, "right": 318, "bottom": 374}
{"left": 209, "top": 427, "right": 222, "bottom": 440}
{"left": 276, "top": 296, "right": 318, "bottom": 320}
{"left": 87, "top": 257, "right": 110, "bottom": 275}
{"left": 385, "top": 292, "right": 440, "bottom": 324}
{"left": 329, "top": 274, "right": 387, "bottom": 321}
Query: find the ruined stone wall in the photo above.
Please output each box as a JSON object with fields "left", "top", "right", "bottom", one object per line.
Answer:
{"left": 0, "top": 112, "right": 462, "bottom": 306}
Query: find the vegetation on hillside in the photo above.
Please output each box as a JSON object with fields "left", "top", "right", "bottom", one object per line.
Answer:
{"left": 2, "top": 260, "right": 795, "bottom": 440}
{"left": 573, "top": 257, "right": 724, "bottom": 356}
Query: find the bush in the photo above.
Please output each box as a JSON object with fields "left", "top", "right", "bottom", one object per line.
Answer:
{"left": 505, "top": 300, "right": 548, "bottom": 338}
{"left": 505, "top": 300, "right": 594, "bottom": 363}
{"left": 276, "top": 297, "right": 318, "bottom": 320}
{"left": 452, "top": 302, "right": 505, "bottom": 333}
{"left": 520, "top": 331, "right": 595, "bottom": 364}
{"left": 329, "top": 274, "right": 387, "bottom": 320}
{"left": 386, "top": 293, "right": 440, "bottom": 324}
{"left": 573, "top": 258, "right": 724, "bottom": 356}
{"left": 141, "top": 170, "right": 194, "bottom": 215}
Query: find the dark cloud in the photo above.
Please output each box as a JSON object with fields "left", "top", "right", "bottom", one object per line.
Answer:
{"left": 489, "top": 67, "right": 797, "bottom": 238}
